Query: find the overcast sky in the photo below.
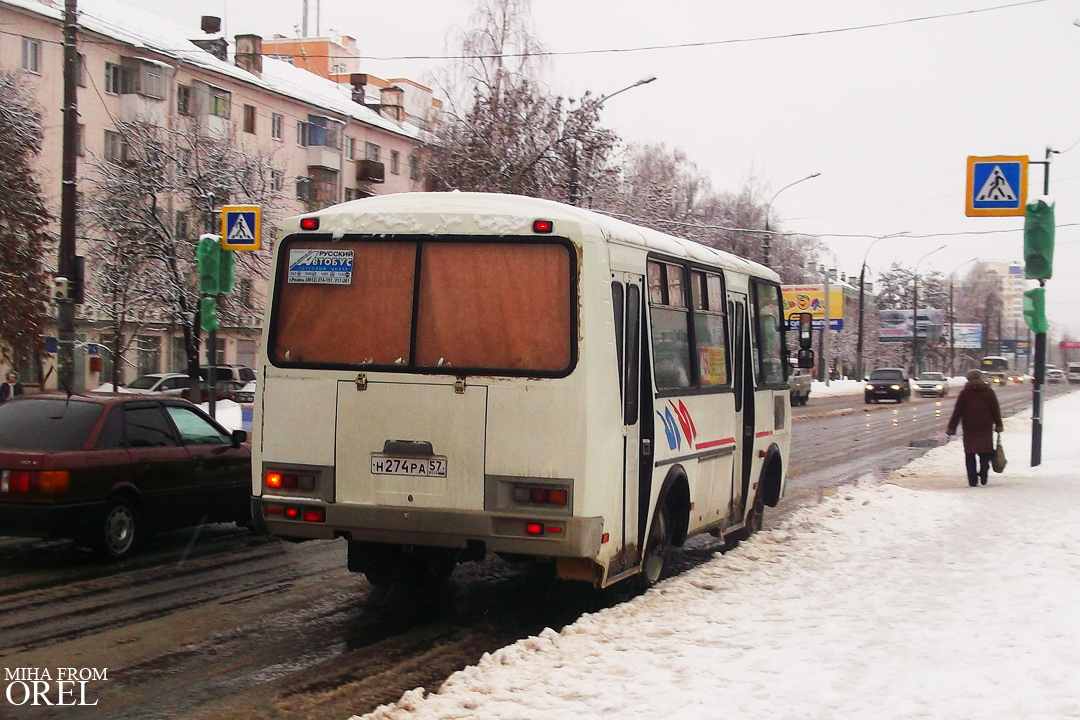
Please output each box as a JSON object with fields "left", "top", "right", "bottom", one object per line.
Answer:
{"left": 117, "top": 0, "right": 1080, "bottom": 335}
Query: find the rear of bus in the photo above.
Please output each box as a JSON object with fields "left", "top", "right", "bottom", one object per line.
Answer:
{"left": 252, "top": 195, "right": 614, "bottom": 586}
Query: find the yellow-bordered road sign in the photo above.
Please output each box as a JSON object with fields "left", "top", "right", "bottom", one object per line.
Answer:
{"left": 221, "top": 205, "right": 262, "bottom": 250}
{"left": 966, "top": 156, "right": 1028, "bottom": 217}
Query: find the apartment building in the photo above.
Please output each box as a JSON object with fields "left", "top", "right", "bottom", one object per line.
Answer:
{"left": 0, "top": 0, "right": 433, "bottom": 390}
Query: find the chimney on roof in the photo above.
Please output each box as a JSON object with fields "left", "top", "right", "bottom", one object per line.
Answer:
{"left": 192, "top": 16, "right": 227, "bottom": 61}
{"left": 379, "top": 86, "right": 405, "bottom": 123}
{"left": 349, "top": 73, "right": 367, "bottom": 105}
{"left": 235, "top": 34, "right": 263, "bottom": 76}
{"left": 201, "top": 15, "right": 222, "bottom": 34}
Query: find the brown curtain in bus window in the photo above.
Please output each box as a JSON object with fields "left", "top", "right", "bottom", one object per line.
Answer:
{"left": 271, "top": 241, "right": 416, "bottom": 365}
{"left": 415, "top": 243, "right": 571, "bottom": 372}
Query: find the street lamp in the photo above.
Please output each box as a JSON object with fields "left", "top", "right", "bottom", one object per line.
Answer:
{"left": 947, "top": 257, "right": 979, "bottom": 377}
{"left": 567, "top": 76, "right": 656, "bottom": 206}
{"left": 855, "top": 231, "right": 909, "bottom": 379}
{"left": 762, "top": 172, "right": 820, "bottom": 267}
{"left": 912, "top": 245, "right": 946, "bottom": 376}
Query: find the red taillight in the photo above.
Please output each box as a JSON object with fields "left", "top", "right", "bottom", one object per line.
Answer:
{"left": 302, "top": 507, "right": 325, "bottom": 523}
{"left": 266, "top": 506, "right": 282, "bottom": 515}
{"left": 547, "top": 488, "right": 568, "bottom": 506}
{"left": 39, "top": 471, "right": 69, "bottom": 493}
{"left": 513, "top": 484, "right": 569, "bottom": 506}
{"left": 265, "top": 472, "right": 282, "bottom": 488}
{"left": 532, "top": 219, "right": 553, "bottom": 234}
{"left": 529, "top": 487, "right": 548, "bottom": 504}
{"left": 525, "top": 522, "right": 544, "bottom": 536}
{"left": 283, "top": 507, "right": 300, "bottom": 519}
{"left": 265, "top": 472, "right": 298, "bottom": 490}
{"left": 546, "top": 525, "right": 563, "bottom": 534}
{"left": 300, "top": 217, "right": 320, "bottom": 231}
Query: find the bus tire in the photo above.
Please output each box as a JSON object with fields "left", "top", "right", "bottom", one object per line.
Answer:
{"left": 634, "top": 500, "right": 673, "bottom": 592}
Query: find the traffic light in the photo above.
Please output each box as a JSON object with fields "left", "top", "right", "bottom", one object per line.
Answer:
{"left": 1024, "top": 288, "right": 1049, "bottom": 335}
{"left": 196, "top": 234, "right": 236, "bottom": 296}
{"left": 200, "top": 296, "right": 218, "bottom": 332}
{"left": 1023, "top": 198, "right": 1055, "bottom": 280}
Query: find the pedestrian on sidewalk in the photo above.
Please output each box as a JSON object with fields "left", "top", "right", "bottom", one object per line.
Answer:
{"left": 946, "top": 369, "right": 1003, "bottom": 486}
{"left": 0, "top": 371, "right": 24, "bottom": 403}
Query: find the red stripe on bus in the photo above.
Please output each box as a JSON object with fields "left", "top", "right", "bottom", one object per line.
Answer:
{"left": 755, "top": 430, "right": 773, "bottom": 438}
{"left": 695, "top": 437, "right": 736, "bottom": 449}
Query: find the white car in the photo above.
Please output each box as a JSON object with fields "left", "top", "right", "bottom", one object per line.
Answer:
{"left": 92, "top": 372, "right": 191, "bottom": 396}
{"left": 235, "top": 381, "right": 256, "bottom": 435}
{"left": 914, "top": 372, "right": 949, "bottom": 398}
{"left": 1047, "top": 368, "right": 1065, "bottom": 385}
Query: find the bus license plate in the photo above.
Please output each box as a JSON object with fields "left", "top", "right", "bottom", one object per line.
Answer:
{"left": 370, "top": 456, "right": 448, "bottom": 478}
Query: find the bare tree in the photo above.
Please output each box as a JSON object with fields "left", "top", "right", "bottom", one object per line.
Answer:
{"left": 0, "top": 71, "right": 52, "bottom": 370}
{"left": 82, "top": 119, "right": 285, "bottom": 381}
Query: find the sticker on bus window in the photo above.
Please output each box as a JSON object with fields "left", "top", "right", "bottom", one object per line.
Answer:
{"left": 287, "top": 249, "right": 354, "bottom": 285}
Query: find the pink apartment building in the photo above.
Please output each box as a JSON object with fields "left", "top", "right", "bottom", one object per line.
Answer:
{"left": 0, "top": 0, "right": 434, "bottom": 390}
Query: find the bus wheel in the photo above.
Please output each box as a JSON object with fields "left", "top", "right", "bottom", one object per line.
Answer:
{"left": 744, "top": 489, "right": 765, "bottom": 538}
{"left": 635, "top": 502, "right": 673, "bottom": 591}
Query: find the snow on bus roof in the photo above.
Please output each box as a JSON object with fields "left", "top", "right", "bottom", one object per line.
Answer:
{"left": 301, "top": 193, "right": 778, "bottom": 281}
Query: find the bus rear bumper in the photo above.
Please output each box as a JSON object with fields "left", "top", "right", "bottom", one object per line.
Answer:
{"left": 256, "top": 497, "right": 604, "bottom": 558}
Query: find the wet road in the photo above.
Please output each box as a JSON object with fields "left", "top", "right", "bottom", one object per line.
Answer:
{"left": 0, "top": 381, "right": 1068, "bottom": 719}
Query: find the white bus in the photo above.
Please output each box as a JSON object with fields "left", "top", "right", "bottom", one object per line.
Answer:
{"left": 252, "top": 193, "right": 809, "bottom": 589}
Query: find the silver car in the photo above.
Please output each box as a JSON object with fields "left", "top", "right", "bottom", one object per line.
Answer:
{"left": 914, "top": 372, "right": 949, "bottom": 398}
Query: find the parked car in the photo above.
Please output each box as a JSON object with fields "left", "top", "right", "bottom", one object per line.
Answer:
{"left": 91, "top": 372, "right": 191, "bottom": 396}
{"left": 201, "top": 365, "right": 256, "bottom": 384}
{"left": 1046, "top": 367, "right": 1065, "bottom": 384}
{"left": 913, "top": 371, "right": 949, "bottom": 398}
{"left": 0, "top": 394, "right": 251, "bottom": 559}
{"left": 184, "top": 378, "right": 244, "bottom": 403}
{"left": 788, "top": 367, "right": 811, "bottom": 406}
{"left": 235, "top": 381, "right": 256, "bottom": 435}
{"left": 1068, "top": 363, "right": 1080, "bottom": 384}
{"left": 864, "top": 368, "right": 911, "bottom": 403}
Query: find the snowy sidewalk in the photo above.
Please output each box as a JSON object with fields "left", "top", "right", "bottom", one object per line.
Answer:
{"left": 357, "top": 391, "right": 1080, "bottom": 720}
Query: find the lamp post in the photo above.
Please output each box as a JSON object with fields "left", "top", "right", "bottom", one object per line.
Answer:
{"left": 855, "top": 231, "right": 909, "bottom": 380}
{"left": 567, "top": 76, "right": 656, "bottom": 206}
{"left": 762, "top": 172, "right": 820, "bottom": 267}
{"left": 912, "top": 245, "right": 945, "bottom": 376}
{"left": 947, "top": 257, "right": 979, "bottom": 377}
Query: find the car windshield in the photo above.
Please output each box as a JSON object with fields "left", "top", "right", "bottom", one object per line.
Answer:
{"left": 126, "top": 376, "right": 162, "bottom": 390}
{"left": 918, "top": 373, "right": 944, "bottom": 381}
{"left": 0, "top": 399, "right": 103, "bottom": 451}
{"left": 869, "top": 370, "right": 904, "bottom": 381}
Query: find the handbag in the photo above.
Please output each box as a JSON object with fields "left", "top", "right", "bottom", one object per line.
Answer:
{"left": 991, "top": 433, "right": 1007, "bottom": 473}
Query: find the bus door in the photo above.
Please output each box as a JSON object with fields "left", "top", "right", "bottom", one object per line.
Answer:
{"left": 727, "top": 292, "right": 755, "bottom": 525}
{"left": 611, "top": 274, "right": 645, "bottom": 570}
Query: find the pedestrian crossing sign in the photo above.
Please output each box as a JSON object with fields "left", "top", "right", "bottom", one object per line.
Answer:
{"left": 966, "top": 156, "right": 1028, "bottom": 217}
{"left": 221, "top": 205, "right": 262, "bottom": 250}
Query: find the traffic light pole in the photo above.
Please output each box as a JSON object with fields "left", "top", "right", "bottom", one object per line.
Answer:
{"left": 1029, "top": 147, "right": 1052, "bottom": 467}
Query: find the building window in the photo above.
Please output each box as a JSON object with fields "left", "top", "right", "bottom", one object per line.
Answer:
{"left": 76, "top": 125, "right": 86, "bottom": 156}
{"left": 297, "top": 121, "right": 309, "bottom": 147}
{"left": 77, "top": 53, "right": 87, "bottom": 87}
{"left": 142, "top": 65, "right": 166, "bottom": 99}
{"left": 364, "top": 142, "right": 380, "bottom": 162}
{"left": 177, "top": 84, "right": 192, "bottom": 116}
{"left": 105, "top": 62, "right": 124, "bottom": 95}
{"left": 21, "top": 38, "right": 41, "bottom": 74}
{"left": 175, "top": 210, "right": 189, "bottom": 239}
{"left": 208, "top": 89, "right": 230, "bottom": 118}
{"left": 177, "top": 147, "right": 191, "bottom": 171}
{"left": 270, "top": 169, "right": 284, "bottom": 193}
{"left": 390, "top": 150, "right": 400, "bottom": 175}
{"left": 271, "top": 112, "right": 283, "bottom": 140}
{"left": 237, "top": 280, "right": 252, "bottom": 307}
{"left": 243, "top": 105, "right": 256, "bottom": 134}
{"left": 345, "top": 137, "right": 355, "bottom": 161}
{"left": 104, "top": 130, "right": 127, "bottom": 163}
{"left": 409, "top": 155, "right": 420, "bottom": 181}
{"left": 296, "top": 176, "right": 313, "bottom": 201}
{"left": 344, "top": 187, "right": 357, "bottom": 201}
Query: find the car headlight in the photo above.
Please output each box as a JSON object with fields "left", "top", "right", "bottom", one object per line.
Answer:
{"left": 935, "top": 384, "right": 943, "bottom": 390}
{"left": 890, "top": 384, "right": 901, "bottom": 390}
{"left": 865, "top": 384, "right": 874, "bottom": 390}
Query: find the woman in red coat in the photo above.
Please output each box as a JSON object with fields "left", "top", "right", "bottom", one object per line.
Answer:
{"left": 946, "top": 369, "right": 1003, "bottom": 486}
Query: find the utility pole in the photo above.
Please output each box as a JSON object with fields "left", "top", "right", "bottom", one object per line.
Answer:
{"left": 57, "top": 0, "right": 80, "bottom": 389}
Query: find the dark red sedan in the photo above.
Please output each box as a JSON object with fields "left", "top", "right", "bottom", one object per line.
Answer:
{"left": 0, "top": 393, "right": 252, "bottom": 560}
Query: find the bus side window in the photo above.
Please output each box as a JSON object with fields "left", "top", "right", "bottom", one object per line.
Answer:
{"left": 625, "top": 284, "right": 641, "bottom": 425}
{"left": 647, "top": 261, "right": 692, "bottom": 391}
{"left": 611, "top": 281, "right": 625, "bottom": 399}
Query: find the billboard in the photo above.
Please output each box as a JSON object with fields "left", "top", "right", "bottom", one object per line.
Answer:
{"left": 879, "top": 309, "right": 945, "bottom": 342}
{"left": 951, "top": 323, "right": 983, "bottom": 349}
{"left": 782, "top": 285, "right": 844, "bottom": 331}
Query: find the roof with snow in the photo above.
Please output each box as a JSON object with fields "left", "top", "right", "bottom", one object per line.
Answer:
{"left": 2, "top": 0, "right": 431, "bottom": 143}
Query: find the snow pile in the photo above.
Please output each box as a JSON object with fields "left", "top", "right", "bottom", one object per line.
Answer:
{"left": 197, "top": 400, "right": 242, "bottom": 432}
{"left": 357, "top": 390, "right": 1080, "bottom": 720}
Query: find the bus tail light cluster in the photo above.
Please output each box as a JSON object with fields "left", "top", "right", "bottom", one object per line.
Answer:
{"left": 525, "top": 522, "right": 564, "bottom": 536}
{"left": 512, "top": 485, "right": 568, "bottom": 506}
{"left": 0, "top": 470, "right": 69, "bottom": 494}
{"left": 265, "top": 504, "right": 325, "bottom": 523}
{"left": 264, "top": 471, "right": 315, "bottom": 491}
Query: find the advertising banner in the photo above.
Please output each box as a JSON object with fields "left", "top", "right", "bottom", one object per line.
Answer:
{"left": 879, "top": 309, "right": 945, "bottom": 342}
{"left": 951, "top": 323, "right": 983, "bottom": 349}
{"left": 782, "top": 285, "right": 844, "bottom": 331}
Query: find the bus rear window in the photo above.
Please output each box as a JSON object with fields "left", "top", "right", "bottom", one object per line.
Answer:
{"left": 270, "top": 238, "right": 573, "bottom": 375}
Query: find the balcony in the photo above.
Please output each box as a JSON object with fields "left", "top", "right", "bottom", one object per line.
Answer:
{"left": 307, "top": 145, "right": 341, "bottom": 172}
{"left": 119, "top": 93, "right": 167, "bottom": 126}
{"left": 357, "top": 159, "right": 385, "bottom": 183}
